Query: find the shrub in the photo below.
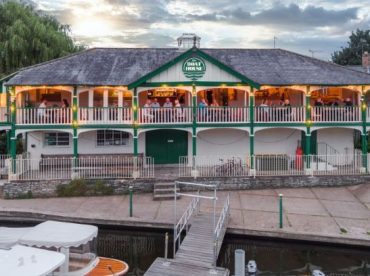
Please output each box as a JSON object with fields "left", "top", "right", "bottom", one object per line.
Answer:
{"left": 57, "top": 179, "right": 113, "bottom": 197}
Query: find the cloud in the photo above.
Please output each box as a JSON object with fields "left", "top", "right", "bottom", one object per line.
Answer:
{"left": 187, "top": 3, "right": 359, "bottom": 28}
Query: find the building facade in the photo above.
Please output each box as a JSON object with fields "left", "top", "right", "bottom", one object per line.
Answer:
{"left": 2, "top": 40, "right": 370, "bottom": 178}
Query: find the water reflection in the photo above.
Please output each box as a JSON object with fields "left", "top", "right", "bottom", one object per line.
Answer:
{"left": 218, "top": 236, "right": 370, "bottom": 276}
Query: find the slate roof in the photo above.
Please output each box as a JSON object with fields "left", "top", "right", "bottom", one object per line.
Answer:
{"left": 6, "top": 47, "right": 370, "bottom": 86}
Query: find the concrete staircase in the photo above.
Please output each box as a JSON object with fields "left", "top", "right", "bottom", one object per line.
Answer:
{"left": 153, "top": 182, "right": 181, "bottom": 201}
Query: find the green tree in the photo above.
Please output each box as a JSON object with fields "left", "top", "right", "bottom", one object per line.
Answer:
{"left": 0, "top": 1, "right": 85, "bottom": 77}
{"left": 332, "top": 29, "right": 370, "bottom": 65}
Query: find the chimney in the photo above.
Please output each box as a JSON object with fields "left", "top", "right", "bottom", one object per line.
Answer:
{"left": 362, "top": 51, "right": 370, "bottom": 73}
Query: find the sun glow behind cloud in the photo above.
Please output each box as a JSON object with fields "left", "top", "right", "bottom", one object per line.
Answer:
{"left": 34, "top": 0, "right": 370, "bottom": 60}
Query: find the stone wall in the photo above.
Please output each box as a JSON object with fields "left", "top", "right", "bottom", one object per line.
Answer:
{"left": 2, "top": 175, "right": 370, "bottom": 199}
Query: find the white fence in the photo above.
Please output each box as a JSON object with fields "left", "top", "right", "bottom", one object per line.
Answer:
{"left": 16, "top": 108, "right": 72, "bottom": 125}
{"left": 197, "top": 107, "right": 248, "bottom": 123}
{"left": 0, "top": 107, "right": 7, "bottom": 122}
{"left": 0, "top": 154, "right": 10, "bottom": 176}
{"left": 255, "top": 106, "right": 305, "bottom": 122}
{"left": 79, "top": 107, "right": 132, "bottom": 124}
{"left": 9, "top": 156, "right": 154, "bottom": 181}
{"left": 180, "top": 154, "right": 367, "bottom": 177}
{"left": 138, "top": 107, "right": 192, "bottom": 124}
{"left": 311, "top": 106, "right": 360, "bottom": 122}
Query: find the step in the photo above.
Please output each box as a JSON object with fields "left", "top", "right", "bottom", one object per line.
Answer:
{"left": 153, "top": 194, "right": 181, "bottom": 201}
{"left": 154, "top": 187, "right": 180, "bottom": 195}
{"left": 154, "top": 182, "right": 177, "bottom": 188}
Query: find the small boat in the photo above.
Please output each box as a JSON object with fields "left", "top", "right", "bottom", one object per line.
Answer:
{"left": 0, "top": 220, "right": 129, "bottom": 275}
{"left": 0, "top": 244, "right": 65, "bottom": 276}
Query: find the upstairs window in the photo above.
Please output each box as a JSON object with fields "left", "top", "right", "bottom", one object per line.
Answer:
{"left": 44, "top": 132, "right": 70, "bottom": 146}
{"left": 97, "top": 130, "right": 129, "bottom": 146}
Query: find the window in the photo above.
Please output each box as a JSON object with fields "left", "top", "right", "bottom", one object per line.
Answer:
{"left": 44, "top": 132, "right": 70, "bottom": 146}
{"left": 97, "top": 130, "right": 129, "bottom": 146}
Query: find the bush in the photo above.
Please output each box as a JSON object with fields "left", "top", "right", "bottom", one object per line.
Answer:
{"left": 57, "top": 179, "right": 113, "bottom": 197}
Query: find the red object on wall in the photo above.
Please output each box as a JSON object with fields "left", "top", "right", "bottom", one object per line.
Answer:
{"left": 295, "top": 147, "right": 303, "bottom": 169}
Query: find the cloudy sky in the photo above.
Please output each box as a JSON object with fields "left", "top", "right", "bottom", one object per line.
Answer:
{"left": 34, "top": 0, "right": 370, "bottom": 60}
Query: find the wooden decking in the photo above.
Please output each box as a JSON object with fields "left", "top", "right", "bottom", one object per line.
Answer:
{"left": 145, "top": 212, "right": 229, "bottom": 276}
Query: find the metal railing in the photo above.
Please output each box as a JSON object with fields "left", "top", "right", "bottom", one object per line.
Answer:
{"left": 311, "top": 106, "right": 361, "bottom": 122}
{"left": 8, "top": 156, "right": 154, "bottom": 181}
{"left": 173, "top": 194, "right": 200, "bottom": 257}
{"left": 0, "top": 107, "right": 8, "bottom": 123}
{"left": 16, "top": 108, "right": 72, "bottom": 125}
{"left": 213, "top": 194, "right": 230, "bottom": 267}
{"left": 180, "top": 153, "right": 366, "bottom": 178}
{"left": 78, "top": 107, "right": 132, "bottom": 124}
{"left": 255, "top": 106, "right": 305, "bottom": 122}
{"left": 138, "top": 107, "right": 192, "bottom": 124}
{"left": 179, "top": 156, "right": 251, "bottom": 177}
{"left": 0, "top": 154, "right": 10, "bottom": 176}
{"left": 197, "top": 107, "right": 248, "bottom": 123}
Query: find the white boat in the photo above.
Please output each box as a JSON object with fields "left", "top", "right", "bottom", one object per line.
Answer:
{"left": 0, "top": 244, "right": 65, "bottom": 276}
{"left": 0, "top": 220, "right": 129, "bottom": 275}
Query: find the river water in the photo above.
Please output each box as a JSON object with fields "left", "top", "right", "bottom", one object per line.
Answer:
{"left": 98, "top": 227, "right": 370, "bottom": 276}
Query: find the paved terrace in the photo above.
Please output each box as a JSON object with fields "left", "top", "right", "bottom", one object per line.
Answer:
{"left": 0, "top": 184, "right": 369, "bottom": 246}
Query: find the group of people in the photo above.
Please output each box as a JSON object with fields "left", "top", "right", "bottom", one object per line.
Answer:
{"left": 37, "top": 98, "right": 70, "bottom": 118}
{"left": 142, "top": 97, "right": 186, "bottom": 122}
{"left": 314, "top": 97, "right": 353, "bottom": 107}
{"left": 258, "top": 98, "right": 294, "bottom": 121}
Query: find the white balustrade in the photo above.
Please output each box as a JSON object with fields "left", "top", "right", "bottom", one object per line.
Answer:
{"left": 78, "top": 107, "right": 132, "bottom": 124}
{"left": 255, "top": 106, "right": 305, "bottom": 122}
{"left": 138, "top": 107, "right": 192, "bottom": 124}
{"left": 0, "top": 107, "right": 7, "bottom": 122}
{"left": 16, "top": 108, "right": 72, "bottom": 125}
{"left": 311, "top": 106, "right": 360, "bottom": 122}
{"left": 197, "top": 107, "right": 248, "bottom": 123}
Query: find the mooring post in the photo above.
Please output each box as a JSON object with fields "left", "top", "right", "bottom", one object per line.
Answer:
{"left": 279, "top": 193, "right": 283, "bottom": 228}
{"left": 164, "top": 232, "right": 168, "bottom": 260}
{"left": 129, "top": 185, "right": 133, "bottom": 217}
{"left": 235, "top": 249, "right": 245, "bottom": 276}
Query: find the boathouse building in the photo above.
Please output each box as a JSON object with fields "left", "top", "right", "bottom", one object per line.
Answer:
{"left": 2, "top": 34, "right": 370, "bottom": 178}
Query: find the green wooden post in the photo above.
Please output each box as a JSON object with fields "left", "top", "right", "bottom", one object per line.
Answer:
{"left": 361, "top": 91, "right": 368, "bottom": 170}
{"left": 305, "top": 86, "right": 311, "bottom": 122}
{"left": 249, "top": 87, "right": 254, "bottom": 169}
{"left": 71, "top": 86, "right": 79, "bottom": 175}
{"left": 192, "top": 84, "right": 197, "bottom": 158}
{"left": 9, "top": 86, "right": 17, "bottom": 174}
{"left": 133, "top": 89, "right": 138, "bottom": 157}
{"left": 279, "top": 194, "right": 283, "bottom": 228}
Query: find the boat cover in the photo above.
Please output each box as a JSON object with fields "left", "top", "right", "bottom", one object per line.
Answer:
{"left": 19, "top": 220, "right": 98, "bottom": 248}
{"left": 0, "top": 244, "right": 65, "bottom": 276}
{"left": 0, "top": 227, "right": 32, "bottom": 248}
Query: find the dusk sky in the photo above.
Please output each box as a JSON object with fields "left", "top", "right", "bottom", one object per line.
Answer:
{"left": 34, "top": 0, "right": 370, "bottom": 60}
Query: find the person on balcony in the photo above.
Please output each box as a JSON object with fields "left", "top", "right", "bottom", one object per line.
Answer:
{"left": 314, "top": 97, "right": 324, "bottom": 106}
{"left": 343, "top": 97, "right": 353, "bottom": 121}
{"left": 163, "top": 98, "right": 173, "bottom": 108}
{"left": 143, "top": 99, "right": 154, "bottom": 122}
{"left": 210, "top": 99, "right": 220, "bottom": 121}
{"left": 37, "top": 98, "right": 48, "bottom": 123}
{"left": 198, "top": 98, "right": 208, "bottom": 122}
{"left": 174, "top": 99, "right": 184, "bottom": 122}
{"left": 259, "top": 99, "right": 269, "bottom": 122}
{"left": 61, "top": 99, "right": 69, "bottom": 108}
{"left": 282, "top": 99, "right": 292, "bottom": 121}
{"left": 151, "top": 98, "right": 160, "bottom": 121}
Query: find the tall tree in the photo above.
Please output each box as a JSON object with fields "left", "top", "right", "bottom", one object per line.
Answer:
{"left": 0, "top": 1, "right": 85, "bottom": 77}
{"left": 332, "top": 29, "right": 370, "bottom": 65}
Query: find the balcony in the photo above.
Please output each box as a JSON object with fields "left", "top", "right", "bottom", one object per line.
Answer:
{"left": 255, "top": 106, "right": 305, "bottom": 123}
{"left": 11, "top": 106, "right": 367, "bottom": 126}
{"left": 0, "top": 107, "right": 8, "bottom": 123}
{"left": 138, "top": 107, "right": 192, "bottom": 124}
{"left": 197, "top": 107, "right": 248, "bottom": 123}
{"left": 78, "top": 107, "right": 132, "bottom": 125}
{"left": 311, "top": 106, "right": 360, "bottom": 122}
{"left": 16, "top": 108, "right": 72, "bottom": 125}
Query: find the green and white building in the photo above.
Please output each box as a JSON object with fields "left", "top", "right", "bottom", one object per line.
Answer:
{"left": 2, "top": 34, "right": 370, "bottom": 179}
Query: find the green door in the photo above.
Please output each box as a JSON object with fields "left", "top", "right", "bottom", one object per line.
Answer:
{"left": 146, "top": 130, "right": 188, "bottom": 164}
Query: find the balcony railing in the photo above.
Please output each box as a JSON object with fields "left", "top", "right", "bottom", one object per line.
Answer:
{"left": 255, "top": 106, "right": 305, "bottom": 123}
{"left": 197, "top": 107, "right": 248, "bottom": 123}
{"left": 138, "top": 107, "right": 192, "bottom": 124}
{"left": 311, "top": 106, "right": 360, "bottom": 122}
{"left": 78, "top": 107, "right": 132, "bottom": 125}
{"left": 12, "top": 106, "right": 368, "bottom": 125}
{"left": 0, "top": 107, "right": 8, "bottom": 123}
{"left": 16, "top": 108, "right": 72, "bottom": 125}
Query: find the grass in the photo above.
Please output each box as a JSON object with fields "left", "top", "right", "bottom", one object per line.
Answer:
{"left": 56, "top": 179, "right": 114, "bottom": 197}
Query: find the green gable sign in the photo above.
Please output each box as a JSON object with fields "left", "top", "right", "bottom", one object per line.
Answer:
{"left": 182, "top": 57, "right": 206, "bottom": 81}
